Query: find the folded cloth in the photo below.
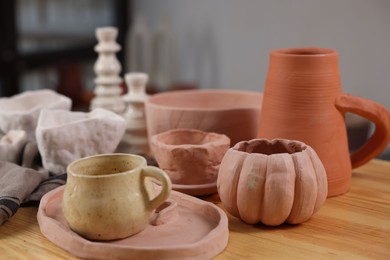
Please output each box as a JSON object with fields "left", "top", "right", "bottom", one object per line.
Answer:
{"left": 27, "top": 173, "right": 66, "bottom": 202}
{"left": 0, "top": 130, "right": 27, "bottom": 164}
{"left": 0, "top": 161, "right": 47, "bottom": 224}
{"left": 0, "top": 139, "right": 66, "bottom": 225}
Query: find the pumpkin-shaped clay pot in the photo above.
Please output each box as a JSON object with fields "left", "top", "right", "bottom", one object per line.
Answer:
{"left": 217, "top": 139, "right": 327, "bottom": 226}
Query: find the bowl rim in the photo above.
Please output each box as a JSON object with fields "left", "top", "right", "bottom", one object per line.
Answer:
{"left": 231, "top": 138, "right": 310, "bottom": 157}
{"left": 151, "top": 128, "right": 231, "bottom": 149}
{"left": 270, "top": 47, "right": 337, "bottom": 57}
{"left": 0, "top": 89, "right": 71, "bottom": 114}
{"left": 145, "top": 89, "right": 263, "bottom": 112}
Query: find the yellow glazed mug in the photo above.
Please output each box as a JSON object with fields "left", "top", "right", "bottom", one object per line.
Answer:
{"left": 62, "top": 153, "right": 172, "bottom": 241}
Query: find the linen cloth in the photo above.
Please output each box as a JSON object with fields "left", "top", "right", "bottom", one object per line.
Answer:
{"left": 0, "top": 137, "right": 66, "bottom": 225}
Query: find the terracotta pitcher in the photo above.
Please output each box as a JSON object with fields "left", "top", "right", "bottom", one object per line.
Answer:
{"left": 258, "top": 47, "right": 390, "bottom": 197}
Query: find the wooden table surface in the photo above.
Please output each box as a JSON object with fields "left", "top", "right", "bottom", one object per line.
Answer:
{"left": 1, "top": 159, "right": 389, "bottom": 259}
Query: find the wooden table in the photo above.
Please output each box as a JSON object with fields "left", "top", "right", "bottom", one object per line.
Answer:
{"left": 1, "top": 159, "right": 389, "bottom": 259}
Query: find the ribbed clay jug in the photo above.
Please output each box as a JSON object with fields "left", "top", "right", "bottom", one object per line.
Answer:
{"left": 258, "top": 47, "right": 390, "bottom": 197}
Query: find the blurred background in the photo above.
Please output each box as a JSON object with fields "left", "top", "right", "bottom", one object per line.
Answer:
{"left": 0, "top": 0, "right": 389, "bottom": 158}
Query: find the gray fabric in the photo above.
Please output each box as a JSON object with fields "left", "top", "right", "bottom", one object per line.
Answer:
{"left": 0, "top": 139, "right": 66, "bottom": 225}
{"left": 0, "top": 161, "right": 47, "bottom": 224}
{"left": 28, "top": 173, "right": 66, "bottom": 202}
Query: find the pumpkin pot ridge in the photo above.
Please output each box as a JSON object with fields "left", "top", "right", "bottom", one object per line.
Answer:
{"left": 217, "top": 138, "right": 327, "bottom": 226}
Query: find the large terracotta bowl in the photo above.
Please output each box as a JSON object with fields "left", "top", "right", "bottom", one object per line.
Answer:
{"left": 145, "top": 89, "right": 263, "bottom": 147}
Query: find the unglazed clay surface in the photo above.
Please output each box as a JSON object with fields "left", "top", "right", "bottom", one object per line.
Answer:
{"left": 145, "top": 89, "right": 262, "bottom": 146}
{"left": 90, "top": 27, "right": 125, "bottom": 114}
{"left": 0, "top": 89, "right": 71, "bottom": 140}
{"left": 151, "top": 129, "right": 230, "bottom": 186}
{"left": 171, "top": 182, "right": 218, "bottom": 197}
{"left": 258, "top": 47, "right": 390, "bottom": 197}
{"left": 38, "top": 185, "right": 229, "bottom": 260}
{"left": 217, "top": 139, "right": 327, "bottom": 226}
{"left": 36, "top": 108, "right": 126, "bottom": 175}
{"left": 120, "top": 72, "right": 150, "bottom": 155}
{"left": 62, "top": 153, "right": 171, "bottom": 241}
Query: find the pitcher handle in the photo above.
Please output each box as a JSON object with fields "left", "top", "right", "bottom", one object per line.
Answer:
{"left": 335, "top": 93, "right": 390, "bottom": 168}
{"left": 141, "top": 166, "right": 172, "bottom": 210}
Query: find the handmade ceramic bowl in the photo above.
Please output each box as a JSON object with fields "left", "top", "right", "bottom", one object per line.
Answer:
{"left": 36, "top": 108, "right": 126, "bottom": 175}
{"left": 151, "top": 129, "right": 230, "bottom": 186}
{"left": 145, "top": 89, "right": 262, "bottom": 147}
{"left": 217, "top": 138, "right": 328, "bottom": 226}
{"left": 151, "top": 129, "right": 230, "bottom": 185}
{"left": 0, "top": 130, "right": 27, "bottom": 163}
{"left": 0, "top": 89, "right": 71, "bottom": 140}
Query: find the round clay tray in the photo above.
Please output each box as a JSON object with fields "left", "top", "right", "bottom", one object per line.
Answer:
{"left": 172, "top": 182, "right": 217, "bottom": 196}
{"left": 37, "top": 186, "right": 229, "bottom": 260}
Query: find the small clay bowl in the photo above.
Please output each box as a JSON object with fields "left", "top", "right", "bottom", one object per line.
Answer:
{"left": 150, "top": 129, "right": 230, "bottom": 185}
{"left": 217, "top": 138, "right": 328, "bottom": 226}
{"left": 145, "top": 89, "right": 262, "bottom": 146}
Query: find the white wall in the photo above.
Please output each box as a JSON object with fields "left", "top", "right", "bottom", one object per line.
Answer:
{"left": 133, "top": 0, "right": 390, "bottom": 109}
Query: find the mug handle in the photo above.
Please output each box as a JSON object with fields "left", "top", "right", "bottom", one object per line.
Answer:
{"left": 141, "top": 166, "right": 172, "bottom": 210}
{"left": 335, "top": 93, "right": 390, "bottom": 168}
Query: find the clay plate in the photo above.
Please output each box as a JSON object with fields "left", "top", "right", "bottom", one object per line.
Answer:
{"left": 172, "top": 182, "right": 217, "bottom": 196}
{"left": 37, "top": 186, "right": 228, "bottom": 260}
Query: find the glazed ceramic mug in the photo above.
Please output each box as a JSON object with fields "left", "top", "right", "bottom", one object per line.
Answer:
{"left": 62, "top": 153, "right": 172, "bottom": 241}
{"left": 258, "top": 47, "right": 390, "bottom": 197}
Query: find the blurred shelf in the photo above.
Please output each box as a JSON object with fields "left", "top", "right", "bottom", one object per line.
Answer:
{"left": 19, "top": 41, "right": 96, "bottom": 71}
{"left": 0, "top": 0, "right": 130, "bottom": 98}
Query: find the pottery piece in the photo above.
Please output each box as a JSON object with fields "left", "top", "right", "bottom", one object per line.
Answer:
{"left": 151, "top": 129, "right": 230, "bottom": 187}
{"left": 0, "top": 89, "right": 71, "bottom": 140}
{"left": 258, "top": 47, "right": 390, "bottom": 197}
{"left": 36, "top": 108, "right": 126, "bottom": 175}
{"left": 38, "top": 185, "right": 228, "bottom": 260}
{"left": 345, "top": 113, "right": 371, "bottom": 152}
{"left": 90, "top": 27, "right": 125, "bottom": 114}
{"left": 150, "top": 19, "right": 175, "bottom": 91}
{"left": 62, "top": 153, "right": 172, "bottom": 241}
{"left": 149, "top": 199, "right": 178, "bottom": 226}
{"left": 145, "top": 89, "right": 262, "bottom": 147}
{"left": 0, "top": 130, "right": 27, "bottom": 164}
{"left": 119, "top": 72, "right": 150, "bottom": 155}
{"left": 217, "top": 138, "right": 327, "bottom": 226}
{"left": 127, "top": 14, "right": 152, "bottom": 76}
{"left": 169, "top": 182, "right": 220, "bottom": 197}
